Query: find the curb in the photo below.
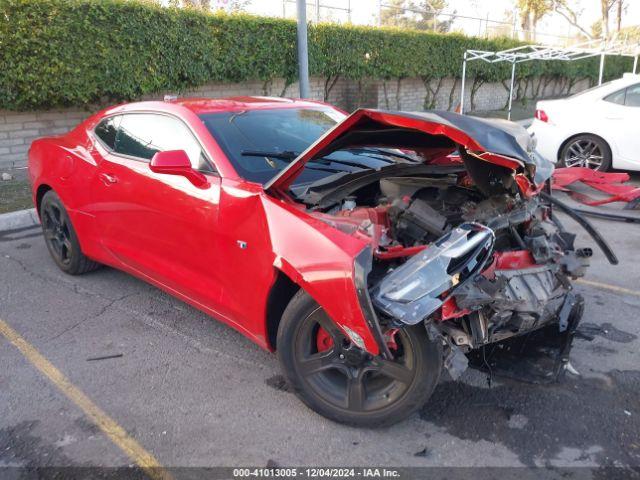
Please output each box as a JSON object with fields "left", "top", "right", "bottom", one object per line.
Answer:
{"left": 0, "top": 208, "right": 39, "bottom": 232}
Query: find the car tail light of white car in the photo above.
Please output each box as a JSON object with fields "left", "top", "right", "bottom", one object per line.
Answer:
{"left": 535, "top": 109, "right": 549, "bottom": 123}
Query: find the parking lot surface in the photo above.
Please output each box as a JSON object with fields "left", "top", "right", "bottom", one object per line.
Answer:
{"left": 1, "top": 206, "right": 639, "bottom": 476}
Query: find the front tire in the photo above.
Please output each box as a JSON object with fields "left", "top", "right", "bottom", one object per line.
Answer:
{"left": 40, "top": 190, "right": 101, "bottom": 275}
{"left": 277, "top": 291, "right": 442, "bottom": 427}
{"left": 559, "top": 134, "right": 611, "bottom": 171}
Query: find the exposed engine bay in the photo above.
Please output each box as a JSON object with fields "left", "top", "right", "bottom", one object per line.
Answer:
{"left": 268, "top": 109, "right": 618, "bottom": 384}
{"left": 306, "top": 167, "right": 594, "bottom": 380}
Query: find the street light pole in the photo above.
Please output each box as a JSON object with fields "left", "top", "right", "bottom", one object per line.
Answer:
{"left": 296, "top": 0, "right": 310, "bottom": 99}
{"left": 460, "top": 51, "right": 467, "bottom": 114}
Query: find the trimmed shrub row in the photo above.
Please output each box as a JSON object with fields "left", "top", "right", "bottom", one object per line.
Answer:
{"left": 0, "top": 0, "right": 633, "bottom": 110}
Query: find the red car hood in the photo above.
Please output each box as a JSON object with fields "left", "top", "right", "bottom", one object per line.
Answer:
{"left": 264, "top": 109, "right": 551, "bottom": 193}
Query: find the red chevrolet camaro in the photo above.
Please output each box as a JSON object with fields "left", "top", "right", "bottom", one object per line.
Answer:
{"left": 28, "top": 97, "right": 615, "bottom": 426}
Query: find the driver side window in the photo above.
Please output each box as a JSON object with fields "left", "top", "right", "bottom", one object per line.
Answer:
{"left": 114, "top": 113, "right": 214, "bottom": 172}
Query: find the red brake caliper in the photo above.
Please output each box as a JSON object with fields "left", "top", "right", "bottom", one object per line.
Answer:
{"left": 384, "top": 328, "right": 399, "bottom": 352}
{"left": 316, "top": 327, "right": 399, "bottom": 353}
{"left": 316, "top": 327, "right": 334, "bottom": 352}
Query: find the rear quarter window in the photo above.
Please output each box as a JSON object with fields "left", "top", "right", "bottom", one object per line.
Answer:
{"left": 624, "top": 84, "right": 640, "bottom": 107}
{"left": 603, "top": 83, "right": 640, "bottom": 106}
{"left": 603, "top": 88, "right": 626, "bottom": 105}
{"left": 94, "top": 116, "right": 121, "bottom": 149}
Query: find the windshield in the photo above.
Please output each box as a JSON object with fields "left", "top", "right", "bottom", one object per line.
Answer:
{"left": 199, "top": 107, "right": 408, "bottom": 185}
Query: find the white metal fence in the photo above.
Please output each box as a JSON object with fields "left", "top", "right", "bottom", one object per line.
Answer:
{"left": 247, "top": 0, "right": 583, "bottom": 47}
{"left": 280, "top": 0, "right": 352, "bottom": 24}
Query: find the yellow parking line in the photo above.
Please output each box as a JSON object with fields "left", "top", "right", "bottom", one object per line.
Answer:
{"left": 0, "top": 319, "right": 172, "bottom": 480}
{"left": 576, "top": 278, "right": 640, "bottom": 297}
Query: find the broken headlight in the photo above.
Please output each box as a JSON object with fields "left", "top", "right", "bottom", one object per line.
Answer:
{"left": 372, "top": 223, "right": 495, "bottom": 325}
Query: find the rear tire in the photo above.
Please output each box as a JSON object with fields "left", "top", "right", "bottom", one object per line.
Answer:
{"left": 559, "top": 134, "right": 611, "bottom": 171}
{"left": 40, "top": 190, "right": 101, "bottom": 275}
{"left": 277, "top": 290, "right": 442, "bottom": 427}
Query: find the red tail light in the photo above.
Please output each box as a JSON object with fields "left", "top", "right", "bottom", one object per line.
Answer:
{"left": 535, "top": 109, "right": 549, "bottom": 122}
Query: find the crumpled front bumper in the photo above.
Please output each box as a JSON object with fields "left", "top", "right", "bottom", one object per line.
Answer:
{"left": 454, "top": 263, "right": 569, "bottom": 341}
{"left": 369, "top": 220, "right": 582, "bottom": 349}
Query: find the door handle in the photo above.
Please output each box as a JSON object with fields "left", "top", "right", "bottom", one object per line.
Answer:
{"left": 99, "top": 173, "right": 118, "bottom": 185}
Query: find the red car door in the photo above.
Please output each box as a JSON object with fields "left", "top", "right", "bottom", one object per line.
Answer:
{"left": 90, "top": 112, "right": 225, "bottom": 309}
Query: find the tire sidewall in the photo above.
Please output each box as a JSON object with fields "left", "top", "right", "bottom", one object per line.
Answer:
{"left": 277, "top": 290, "right": 443, "bottom": 428}
{"left": 40, "top": 191, "right": 85, "bottom": 274}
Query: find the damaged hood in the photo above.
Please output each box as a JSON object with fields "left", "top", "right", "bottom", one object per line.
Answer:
{"left": 265, "top": 109, "right": 553, "bottom": 192}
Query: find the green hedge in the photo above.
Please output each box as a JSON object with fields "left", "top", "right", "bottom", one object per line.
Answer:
{"left": 0, "top": 0, "right": 634, "bottom": 110}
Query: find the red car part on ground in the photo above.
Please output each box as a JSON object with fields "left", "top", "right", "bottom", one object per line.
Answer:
{"left": 552, "top": 167, "right": 640, "bottom": 207}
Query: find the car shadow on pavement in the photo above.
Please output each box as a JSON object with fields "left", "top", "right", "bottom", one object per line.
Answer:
{"left": 420, "top": 368, "right": 640, "bottom": 471}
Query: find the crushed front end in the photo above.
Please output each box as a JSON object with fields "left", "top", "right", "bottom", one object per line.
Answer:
{"left": 276, "top": 109, "right": 616, "bottom": 384}
{"left": 368, "top": 191, "right": 591, "bottom": 381}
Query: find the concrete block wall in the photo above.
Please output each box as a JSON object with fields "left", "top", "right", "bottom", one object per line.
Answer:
{"left": 376, "top": 76, "right": 592, "bottom": 113}
{"left": 377, "top": 77, "right": 488, "bottom": 112}
{"left": 377, "top": 77, "right": 481, "bottom": 112}
{"left": 0, "top": 75, "right": 589, "bottom": 170}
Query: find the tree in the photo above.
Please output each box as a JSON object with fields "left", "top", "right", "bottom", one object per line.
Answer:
{"left": 550, "top": 0, "right": 593, "bottom": 39}
{"left": 517, "top": 0, "right": 551, "bottom": 40}
{"left": 380, "top": 0, "right": 455, "bottom": 33}
{"left": 598, "top": 0, "right": 617, "bottom": 39}
{"left": 618, "top": 25, "right": 640, "bottom": 41}
{"left": 616, "top": 0, "right": 625, "bottom": 33}
{"left": 550, "top": 0, "right": 626, "bottom": 40}
{"left": 598, "top": 1, "right": 630, "bottom": 38}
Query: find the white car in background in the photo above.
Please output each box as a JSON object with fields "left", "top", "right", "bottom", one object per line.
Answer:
{"left": 529, "top": 73, "right": 640, "bottom": 171}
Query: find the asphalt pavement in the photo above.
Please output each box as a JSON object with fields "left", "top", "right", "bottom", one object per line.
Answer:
{"left": 1, "top": 207, "right": 639, "bottom": 477}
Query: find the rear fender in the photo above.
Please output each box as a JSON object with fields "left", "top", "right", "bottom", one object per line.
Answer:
{"left": 28, "top": 137, "right": 98, "bottom": 256}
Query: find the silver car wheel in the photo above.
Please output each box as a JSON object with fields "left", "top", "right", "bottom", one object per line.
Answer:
{"left": 563, "top": 139, "right": 604, "bottom": 170}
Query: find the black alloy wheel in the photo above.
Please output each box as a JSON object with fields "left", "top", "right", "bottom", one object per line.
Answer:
{"left": 277, "top": 291, "right": 442, "bottom": 427}
{"left": 40, "top": 190, "right": 100, "bottom": 275}
{"left": 42, "top": 198, "right": 73, "bottom": 267}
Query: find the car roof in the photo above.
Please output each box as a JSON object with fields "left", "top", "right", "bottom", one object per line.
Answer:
{"left": 602, "top": 73, "right": 640, "bottom": 91}
{"left": 99, "top": 96, "right": 330, "bottom": 120}
{"left": 172, "top": 96, "right": 328, "bottom": 114}
{"left": 570, "top": 73, "right": 640, "bottom": 100}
